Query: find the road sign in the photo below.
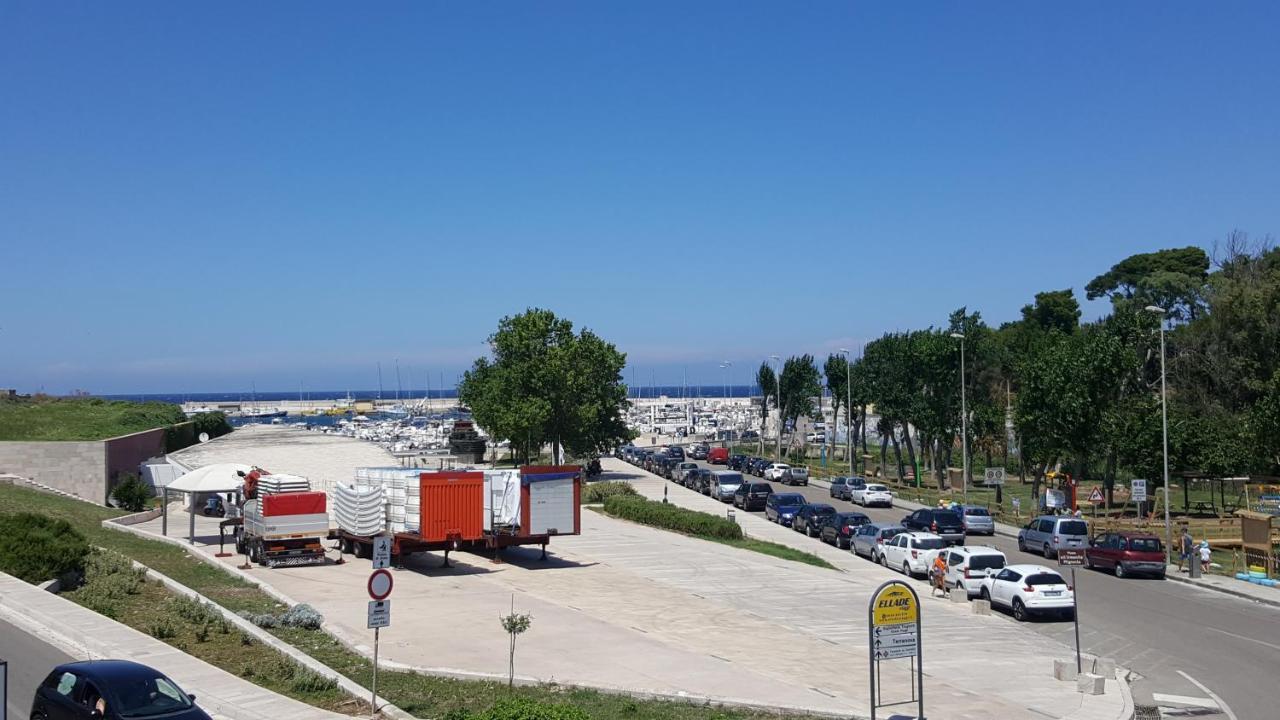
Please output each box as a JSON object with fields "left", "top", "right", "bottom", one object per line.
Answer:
{"left": 367, "top": 599, "right": 390, "bottom": 628}
{"left": 1057, "top": 548, "right": 1087, "bottom": 566}
{"left": 870, "top": 583, "right": 919, "bottom": 626}
{"left": 1131, "top": 479, "right": 1147, "bottom": 503}
{"left": 1088, "top": 486, "right": 1105, "bottom": 504}
{"left": 367, "top": 568, "right": 394, "bottom": 601}
{"left": 867, "top": 580, "right": 923, "bottom": 720}
{"left": 984, "top": 467, "right": 1006, "bottom": 486}
{"left": 372, "top": 536, "right": 392, "bottom": 570}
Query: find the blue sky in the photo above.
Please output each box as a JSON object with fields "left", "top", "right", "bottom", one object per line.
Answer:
{"left": 3, "top": 2, "right": 1277, "bottom": 394}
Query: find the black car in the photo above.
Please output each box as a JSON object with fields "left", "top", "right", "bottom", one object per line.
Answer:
{"left": 733, "top": 481, "right": 773, "bottom": 510}
{"left": 819, "top": 511, "right": 871, "bottom": 549}
{"left": 32, "top": 660, "right": 212, "bottom": 720}
{"left": 728, "top": 454, "right": 748, "bottom": 471}
{"left": 689, "top": 444, "right": 709, "bottom": 460}
{"left": 748, "top": 457, "right": 768, "bottom": 476}
{"left": 901, "top": 508, "right": 966, "bottom": 545}
{"left": 792, "top": 503, "right": 838, "bottom": 537}
{"left": 692, "top": 468, "right": 714, "bottom": 495}
{"left": 667, "top": 446, "right": 685, "bottom": 462}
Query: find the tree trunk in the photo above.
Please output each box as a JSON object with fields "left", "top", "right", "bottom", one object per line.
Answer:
{"left": 878, "top": 432, "right": 889, "bottom": 479}
{"left": 1105, "top": 449, "right": 1117, "bottom": 506}
{"left": 861, "top": 406, "right": 869, "bottom": 461}
{"left": 890, "top": 428, "right": 905, "bottom": 481}
{"left": 902, "top": 424, "right": 918, "bottom": 485}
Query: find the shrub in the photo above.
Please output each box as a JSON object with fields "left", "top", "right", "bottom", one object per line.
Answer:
{"left": 169, "top": 595, "right": 220, "bottom": 624}
{"left": 192, "top": 411, "right": 233, "bottom": 440}
{"left": 602, "top": 496, "right": 743, "bottom": 540}
{"left": 111, "top": 473, "right": 153, "bottom": 511}
{"left": 147, "top": 619, "right": 177, "bottom": 639}
{"left": 0, "top": 512, "right": 90, "bottom": 583}
{"left": 288, "top": 667, "right": 338, "bottom": 693}
{"left": 580, "top": 481, "right": 637, "bottom": 504}
{"left": 479, "top": 698, "right": 589, "bottom": 720}
{"left": 239, "top": 611, "right": 279, "bottom": 628}
{"left": 82, "top": 548, "right": 146, "bottom": 595}
{"left": 280, "top": 603, "right": 324, "bottom": 629}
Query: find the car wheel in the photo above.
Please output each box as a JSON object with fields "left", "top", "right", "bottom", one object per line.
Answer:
{"left": 879, "top": 552, "right": 888, "bottom": 567}
{"left": 902, "top": 562, "right": 913, "bottom": 578}
{"left": 980, "top": 587, "right": 990, "bottom": 602}
{"left": 1114, "top": 563, "right": 1126, "bottom": 579}
{"left": 1012, "top": 598, "right": 1028, "bottom": 622}
{"left": 1156, "top": 571, "right": 1166, "bottom": 581}
{"left": 1018, "top": 536, "right": 1027, "bottom": 553}
{"left": 1044, "top": 543, "right": 1053, "bottom": 558}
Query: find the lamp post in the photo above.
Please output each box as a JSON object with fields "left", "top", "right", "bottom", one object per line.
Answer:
{"left": 770, "top": 355, "right": 783, "bottom": 462}
{"left": 839, "top": 348, "right": 853, "bottom": 476}
{"left": 1146, "top": 305, "right": 1172, "bottom": 563}
{"left": 950, "top": 332, "right": 968, "bottom": 505}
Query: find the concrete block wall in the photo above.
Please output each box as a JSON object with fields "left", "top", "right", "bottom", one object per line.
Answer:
{"left": 0, "top": 440, "right": 108, "bottom": 503}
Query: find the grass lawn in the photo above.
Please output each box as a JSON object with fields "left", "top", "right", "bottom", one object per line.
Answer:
{"left": 0, "top": 397, "right": 186, "bottom": 441}
{"left": 2, "top": 483, "right": 827, "bottom": 720}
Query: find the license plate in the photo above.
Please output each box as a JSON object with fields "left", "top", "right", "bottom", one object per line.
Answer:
{"left": 1043, "top": 590, "right": 1062, "bottom": 596}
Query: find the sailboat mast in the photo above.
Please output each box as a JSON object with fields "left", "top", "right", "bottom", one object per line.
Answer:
{"left": 377, "top": 363, "right": 384, "bottom": 401}
{"left": 395, "top": 359, "right": 402, "bottom": 402}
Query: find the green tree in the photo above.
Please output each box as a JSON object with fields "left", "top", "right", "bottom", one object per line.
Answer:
{"left": 755, "top": 362, "right": 777, "bottom": 453}
{"left": 823, "top": 354, "right": 848, "bottom": 458}
{"left": 1019, "top": 289, "right": 1081, "bottom": 334}
{"left": 1086, "top": 246, "right": 1209, "bottom": 320}
{"left": 459, "top": 309, "right": 631, "bottom": 463}
{"left": 778, "top": 354, "right": 822, "bottom": 452}
{"left": 111, "top": 472, "right": 152, "bottom": 512}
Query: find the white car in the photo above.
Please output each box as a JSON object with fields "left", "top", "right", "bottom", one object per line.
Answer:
{"left": 979, "top": 564, "right": 1075, "bottom": 622}
{"left": 764, "top": 463, "right": 791, "bottom": 481}
{"left": 879, "top": 531, "right": 947, "bottom": 578}
{"left": 937, "top": 546, "right": 1007, "bottom": 597}
{"left": 850, "top": 483, "right": 893, "bottom": 507}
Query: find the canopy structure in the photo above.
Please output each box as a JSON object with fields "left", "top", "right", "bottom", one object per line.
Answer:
{"left": 162, "top": 463, "right": 252, "bottom": 544}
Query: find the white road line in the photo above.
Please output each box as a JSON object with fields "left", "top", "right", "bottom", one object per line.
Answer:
{"left": 1151, "top": 693, "right": 1219, "bottom": 709}
{"left": 1206, "top": 625, "right": 1280, "bottom": 652}
{"left": 1176, "top": 670, "right": 1238, "bottom": 720}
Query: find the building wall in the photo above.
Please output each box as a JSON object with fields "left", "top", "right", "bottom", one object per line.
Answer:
{"left": 0, "top": 440, "right": 107, "bottom": 503}
{"left": 105, "top": 427, "right": 167, "bottom": 496}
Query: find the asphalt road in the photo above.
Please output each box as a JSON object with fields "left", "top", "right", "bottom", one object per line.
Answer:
{"left": 670, "top": 456, "right": 1279, "bottom": 720}
{"left": 1, "top": 619, "right": 73, "bottom": 720}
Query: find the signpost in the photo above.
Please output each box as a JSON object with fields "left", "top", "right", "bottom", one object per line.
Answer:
{"left": 1131, "top": 479, "right": 1147, "bottom": 517}
{"left": 372, "top": 535, "right": 392, "bottom": 570}
{"left": 1057, "top": 549, "right": 1086, "bottom": 673}
{"left": 1088, "top": 486, "right": 1105, "bottom": 504}
{"left": 983, "top": 467, "right": 1006, "bottom": 485}
{"left": 366, "top": 568, "right": 394, "bottom": 712}
{"left": 868, "top": 581, "right": 923, "bottom": 720}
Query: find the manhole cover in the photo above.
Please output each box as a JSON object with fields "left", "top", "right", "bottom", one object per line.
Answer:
{"left": 1134, "top": 706, "right": 1163, "bottom": 720}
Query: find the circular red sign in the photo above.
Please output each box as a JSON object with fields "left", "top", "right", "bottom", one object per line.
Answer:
{"left": 368, "top": 568, "right": 393, "bottom": 600}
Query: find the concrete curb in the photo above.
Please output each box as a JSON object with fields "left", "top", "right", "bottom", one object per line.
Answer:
{"left": 124, "top": 555, "right": 412, "bottom": 720}
{"left": 1116, "top": 667, "right": 1136, "bottom": 720}
{"left": 1162, "top": 571, "right": 1280, "bottom": 609}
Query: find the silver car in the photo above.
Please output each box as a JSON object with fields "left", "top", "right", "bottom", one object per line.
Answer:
{"left": 961, "top": 505, "right": 995, "bottom": 535}
{"left": 710, "top": 470, "right": 745, "bottom": 502}
{"left": 850, "top": 523, "right": 907, "bottom": 563}
{"left": 1018, "top": 515, "right": 1090, "bottom": 558}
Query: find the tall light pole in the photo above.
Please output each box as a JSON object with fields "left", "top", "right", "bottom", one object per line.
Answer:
{"left": 1146, "top": 305, "right": 1172, "bottom": 563}
{"left": 839, "top": 348, "right": 853, "bottom": 476}
{"left": 770, "top": 355, "right": 783, "bottom": 461}
{"left": 950, "top": 332, "right": 969, "bottom": 505}
{"left": 722, "top": 361, "right": 733, "bottom": 399}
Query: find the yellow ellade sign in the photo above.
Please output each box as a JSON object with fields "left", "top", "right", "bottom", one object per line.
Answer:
{"left": 871, "top": 583, "right": 918, "bottom": 626}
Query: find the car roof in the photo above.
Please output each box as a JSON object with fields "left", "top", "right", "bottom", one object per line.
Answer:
{"left": 835, "top": 511, "right": 869, "bottom": 518}
{"left": 1003, "top": 563, "right": 1059, "bottom": 574}
{"left": 774, "top": 492, "right": 806, "bottom": 501}
{"left": 54, "top": 660, "right": 162, "bottom": 681}
{"left": 1114, "top": 531, "right": 1159, "bottom": 539}
{"left": 947, "top": 545, "right": 1005, "bottom": 556}
{"left": 902, "top": 531, "right": 943, "bottom": 540}
{"left": 802, "top": 503, "right": 835, "bottom": 510}
{"left": 868, "top": 522, "right": 905, "bottom": 530}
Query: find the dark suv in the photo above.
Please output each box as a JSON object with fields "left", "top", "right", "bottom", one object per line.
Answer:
{"left": 733, "top": 481, "right": 773, "bottom": 510}
{"left": 901, "top": 508, "right": 966, "bottom": 545}
{"left": 667, "top": 446, "right": 685, "bottom": 462}
{"left": 819, "top": 511, "right": 871, "bottom": 549}
{"left": 792, "top": 503, "right": 837, "bottom": 537}
{"left": 728, "top": 454, "right": 748, "bottom": 471}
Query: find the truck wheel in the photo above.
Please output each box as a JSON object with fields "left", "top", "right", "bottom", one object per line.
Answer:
{"left": 355, "top": 541, "right": 371, "bottom": 559}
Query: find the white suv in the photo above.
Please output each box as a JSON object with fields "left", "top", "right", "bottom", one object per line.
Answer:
{"left": 879, "top": 531, "right": 947, "bottom": 578}
{"left": 979, "top": 563, "right": 1075, "bottom": 621}
{"left": 764, "top": 463, "right": 791, "bottom": 481}
{"left": 938, "top": 546, "right": 1007, "bottom": 597}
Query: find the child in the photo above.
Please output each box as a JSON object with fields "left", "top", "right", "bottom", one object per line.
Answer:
{"left": 1199, "top": 540, "right": 1211, "bottom": 573}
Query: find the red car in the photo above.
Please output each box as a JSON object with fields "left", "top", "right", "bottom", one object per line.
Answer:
{"left": 706, "top": 447, "right": 729, "bottom": 464}
{"left": 1085, "top": 531, "right": 1166, "bottom": 579}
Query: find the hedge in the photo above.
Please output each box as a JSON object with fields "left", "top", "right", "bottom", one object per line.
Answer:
{"left": 580, "top": 481, "right": 637, "bottom": 504}
{"left": 602, "top": 495, "right": 743, "bottom": 540}
{"left": 0, "top": 512, "right": 90, "bottom": 583}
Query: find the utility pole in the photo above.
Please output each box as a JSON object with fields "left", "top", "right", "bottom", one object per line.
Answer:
{"left": 950, "top": 333, "right": 969, "bottom": 505}
{"left": 840, "top": 348, "right": 853, "bottom": 476}
{"left": 1147, "top": 305, "right": 1172, "bottom": 563}
{"left": 771, "top": 355, "right": 783, "bottom": 462}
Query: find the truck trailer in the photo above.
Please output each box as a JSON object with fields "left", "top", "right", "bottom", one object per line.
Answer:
{"left": 236, "top": 490, "right": 330, "bottom": 567}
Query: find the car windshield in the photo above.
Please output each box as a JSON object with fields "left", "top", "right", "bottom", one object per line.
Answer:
{"left": 969, "top": 555, "right": 1006, "bottom": 570}
{"left": 811, "top": 506, "right": 836, "bottom": 516}
{"left": 110, "top": 674, "right": 194, "bottom": 717}
{"left": 838, "top": 514, "right": 868, "bottom": 525}
{"left": 934, "top": 511, "right": 962, "bottom": 524}
{"left": 832, "top": 478, "right": 846, "bottom": 485}
{"left": 867, "top": 484, "right": 888, "bottom": 492}
{"left": 913, "top": 537, "right": 946, "bottom": 550}
{"left": 965, "top": 508, "right": 990, "bottom": 517}
{"left": 1026, "top": 573, "right": 1066, "bottom": 586}
{"left": 1128, "top": 538, "right": 1162, "bottom": 552}
{"left": 880, "top": 527, "right": 905, "bottom": 539}
{"left": 776, "top": 494, "right": 806, "bottom": 505}
{"left": 1059, "top": 520, "right": 1088, "bottom": 535}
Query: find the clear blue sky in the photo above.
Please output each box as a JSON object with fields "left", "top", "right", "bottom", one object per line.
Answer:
{"left": 3, "top": 2, "right": 1277, "bottom": 394}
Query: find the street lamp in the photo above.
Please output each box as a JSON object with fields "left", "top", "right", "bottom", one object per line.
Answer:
{"left": 722, "top": 361, "right": 733, "bottom": 399}
{"left": 950, "top": 332, "right": 968, "bottom": 505}
{"left": 770, "top": 355, "right": 783, "bottom": 462}
{"left": 1146, "top": 304, "right": 1172, "bottom": 563}
{"left": 839, "top": 348, "right": 853, "bottom": 476}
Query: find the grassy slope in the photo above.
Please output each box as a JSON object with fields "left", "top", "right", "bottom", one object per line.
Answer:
{"left": 0, "top": 398, "right": 185, "bottom": 441}
{"left": 0, "top": 484, "right": 825, "bottom": 719}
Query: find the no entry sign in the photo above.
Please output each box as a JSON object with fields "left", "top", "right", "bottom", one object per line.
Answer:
{"left": 368, "top": 568, "right": 394, "bottom": 601}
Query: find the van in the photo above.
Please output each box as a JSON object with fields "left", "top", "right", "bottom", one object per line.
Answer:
{"left": 710, "top": 470, "right": 744, "bottom": 502}
{"left": 707, "top": 447, "right": 729, "bottom": 464}
{"left": 1018, "top": 515, "right": 1090, "bottom": 558}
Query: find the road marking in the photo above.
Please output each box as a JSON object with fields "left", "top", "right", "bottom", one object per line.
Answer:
{"left": 1151, "top": 694, "right": 1219, "bottom": 709}
{"left": 1176, "top": 670, "right": 1237, "bottom": 720}
{"left": 1205, "top": 626, "right": 1280, "bottom": 652}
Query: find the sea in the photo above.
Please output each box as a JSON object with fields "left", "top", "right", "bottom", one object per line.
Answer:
{"left": 102, "top": 385, "right": 766, "bottom": 405}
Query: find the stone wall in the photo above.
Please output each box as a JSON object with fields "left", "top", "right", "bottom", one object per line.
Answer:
{"left": 0, "top": 439, "right": 107, "bottom": 503}
{"left": 105, "top": 427, "right": 166, "bottom": 495}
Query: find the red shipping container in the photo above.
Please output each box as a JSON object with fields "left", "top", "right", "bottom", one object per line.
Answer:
{"left": 261, "top": 491, "right": 327, "bottom": 517}
{"left": 419, "top": 472, "right": 484, "bottom": 542}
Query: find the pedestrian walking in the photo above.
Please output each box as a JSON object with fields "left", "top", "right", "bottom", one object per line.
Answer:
{"left": 931, "top": 552, "right": 948, "bottom": 597}
{"left": 1199, "top": 540, "right": 1212, "bottom": 573}
{"left": 1179, "top": 527, "right": 1194, "bottom": 572}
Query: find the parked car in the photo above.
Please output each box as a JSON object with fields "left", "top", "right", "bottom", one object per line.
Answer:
{"left": 880, "top": 531, "right": 948, "bottom": 577}
{"left": 676, "top": 462, "right": 699, "bottom": 485}
{"left": 707, "top": 447, "right": 730, "bottom": 465}
{"left": 1018, "top": 515, "right": 1090, "bottom": 559}
{"left": 765, "top": 492, "right": 807, "bottom": 526}
{"left": 691, "top": 468, "right": 714, "bottom": 495}
{"left": 31, "top": 660, "right": 212, "bottom": 720}
{"left": 792, "top": 503, "right": 837, "bottom": 536}
{"left": 901, "top": 508, "right": 965, "bottom": 545}
{"left": 961, "top": 505, "right": 996, "bottom": 535}
{"left": 937, "top": 545, "right": 1008, "bottom": 597}
{"left": 828, "top": 476, "right": 850, "bottom": 499}
{"left": 689, "top": 444, "right": 709, "bottom": 460}
{"left": 1085, "top": 532, "right": 1166, "bottom": 579}
{"left": 819, "top": 511, "right": 871, "bottom": 548}
{"left": 667, "top": 446, "right": 685, "bottom": 462}
{"left": 728, "top": 454, "right": 747, "bottom": 471}
{"left": 979, "top": 564, "right": 1075, "bottom": 621}
{"left": 764, "top": 463, "right": 791, "bottom": 481}
{"left": 850, "top": 483, "right": 893, "bottom": 508}
{"left": 747, "top": 457, "right": 767, "bottom": 476}
{"left": 851, "top": 523, "right": 907, "bottom": 562}
{"left": 733, "top": 481, "right": 773, "bottom": 510}
{"left": 710, "top": 470, "right": 745, "bottom": 502}
{"left": 782, "top": 466, "right": 810, "bottom": 486}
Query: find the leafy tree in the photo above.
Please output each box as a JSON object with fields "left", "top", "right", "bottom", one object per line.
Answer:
{"left": 823, "top": 354, "right": 848, "bottom": 455}
{"left": 755, "top": 362, "right": 777, "bottom": 453}
{"left": 459, "top": 309, "right": 630, "bottom": 463}
{"left": 778, "top": 354, "right": 822, "bottom": 451}
{"left": 192, "top": 411, "right": 233, "bottom": 440}
{"left": 1019, "top": 289, "right": 1081, "bottom": 334}
{"left": 499, "top": 596, "right": 533, "bottom": 690}
{"left": 1086, "top": 246, "right": 1209, "bottom": 320}
{"left": 111, "top": 472, "right": 152, "bottom": 511}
